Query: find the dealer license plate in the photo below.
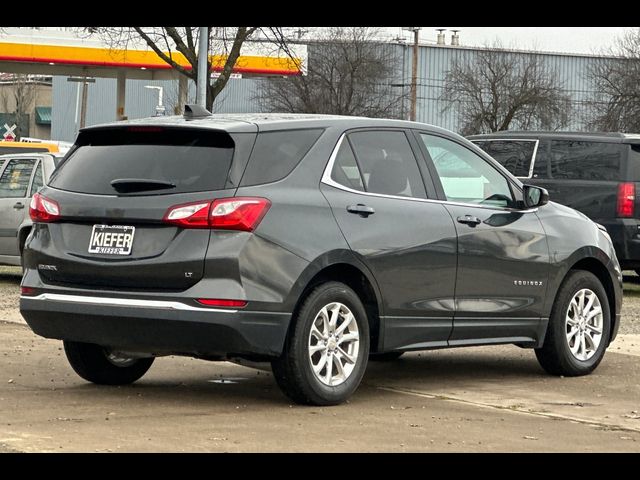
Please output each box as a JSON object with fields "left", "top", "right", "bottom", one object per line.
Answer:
{"left": 88, "top": 225, "right": 135, "bottom": 256}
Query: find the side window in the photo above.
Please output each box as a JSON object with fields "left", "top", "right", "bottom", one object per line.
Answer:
{"left": 548, "top": 141, "right": 621, "bottom": 180}
{"left": 0, "top": 158, "right": 36, "bottom": 198}
{"left": 240, "top": 129, "right": 324, "bottom": 186}
{"left": 30, "top": 161, "right": 44, "bottom": 196}
{"left": 419, "top": 134, "right": 515, "bottom": 208}
{"left": 331, "top": 140, "right": 365, "bottom": 191}
{"left": 472, "top": 140, "right": 536, "bottom": 178}
{"left": 347, "top": 130, "right": 427, "bottom": 198}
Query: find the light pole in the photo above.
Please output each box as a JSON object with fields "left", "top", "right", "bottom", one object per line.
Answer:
{"left": 402, "top": 27, "right": 422, "bottom": 122}
{"left": 144, "top": 85, "right": 165, "bottom": 116}
{"left": 196, "top": 27, "right": 209, "bottom": 108}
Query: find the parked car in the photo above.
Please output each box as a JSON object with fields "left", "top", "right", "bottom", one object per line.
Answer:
{"left": 20, "top": 108, "right": 622, "bottom": 405}
{"left": 468, "top": 131, "right": 640, "bottom": 274}
{"left": 0, "top": 152, "right": 62, "bottom": 267}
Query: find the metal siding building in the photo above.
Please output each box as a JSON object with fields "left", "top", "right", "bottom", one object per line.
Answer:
{"left": 52, "top": 43, "right": 603, "bottom": 142}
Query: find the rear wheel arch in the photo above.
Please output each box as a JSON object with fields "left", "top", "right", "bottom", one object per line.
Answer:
{"left": 288, "top": 260, "right": 383, "bottom": 353}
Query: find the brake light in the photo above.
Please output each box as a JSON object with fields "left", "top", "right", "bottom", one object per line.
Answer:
{"left": 163, "top": 197, "right": 270, "bottom": 231}
{"left": 29, "top": 193, "right": 60, "bottom": 222}
{"left": 617, "top": 182, "right": 635, "bottom": 218}
{"left": 210, "top": 197, "right": 271, "bottom": 232}
{"left": 163, "top": 200, "right": 211, "bottom": 228}
{"left": 20, "top": 286, "right": 37, "bottom": 296}
{"left": 196, "top": 298, "right": 247, "bottom": 308}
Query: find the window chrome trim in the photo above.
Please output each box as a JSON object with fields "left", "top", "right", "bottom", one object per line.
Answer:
{"left": 322, "top": 133, "right": 539, "bottom": 214}
{"left": 23, "top": 293, "right": 239, "bottom": 313}
{"left": 471, "top": 138, "right": 539, "bottom": 180}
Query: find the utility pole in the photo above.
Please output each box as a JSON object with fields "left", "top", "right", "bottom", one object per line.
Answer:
{"left": 410, "top": 28, "right": 420, "bottom": 122}
{"left": 80, "top": 74, "right": 89, "bottom": 128}
{"left": 402, "top": 27, "right": 421, "bottom": 122}
{"left": 196, "top": 26, "right": 209, "bottom": 108}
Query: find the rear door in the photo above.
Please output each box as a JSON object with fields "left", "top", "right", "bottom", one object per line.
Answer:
{"left": 0, "top": 157, "right": 37, "bottom": 257}
{"left": 417, "top": 132, "right": 550, "bottom": 345}
{"left": 530, "top": 139, "right": 623, "bottom": 223}
{"left": 320, "top": 129, "right": 458, "bottom": 351}
{"left": 31, "top": 126, "right": 250, "bottom": 291}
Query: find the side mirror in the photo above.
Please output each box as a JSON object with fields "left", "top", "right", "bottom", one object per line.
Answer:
{"left": 523, "top": 184, "right": 549, "bottom": 208}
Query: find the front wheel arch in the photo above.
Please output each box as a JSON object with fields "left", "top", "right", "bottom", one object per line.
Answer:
{"left": 550, "top": 258, "right": 617, "bottom": 346}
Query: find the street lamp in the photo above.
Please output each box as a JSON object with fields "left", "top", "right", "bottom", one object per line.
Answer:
{"left": 402, "top": 27, "right": 421, "bottom": 122}
{"left": 144, "top": 85, "right": 165, "bottom": 116}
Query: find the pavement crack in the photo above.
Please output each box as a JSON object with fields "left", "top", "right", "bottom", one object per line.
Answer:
{"left": 375, "top": 385, "right": 640, "bottom": 434}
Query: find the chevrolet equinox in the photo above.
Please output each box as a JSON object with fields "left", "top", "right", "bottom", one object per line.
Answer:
{"left": 19, "top": 106, "right": 623, "bottom": 405}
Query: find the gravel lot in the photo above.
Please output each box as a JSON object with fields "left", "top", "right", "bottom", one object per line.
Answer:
{"left": 3, "top": 265, "right": 640, "bottom": 333}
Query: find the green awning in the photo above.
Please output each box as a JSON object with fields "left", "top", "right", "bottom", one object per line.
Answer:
{"left": 35, "top": 106, "right": 51, "bottom": 125}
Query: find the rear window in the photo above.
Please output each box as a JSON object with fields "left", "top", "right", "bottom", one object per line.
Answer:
{"left": 240, "top": 129, "right": 323, "bottom": 186}
{"left": 472, "top": 140, "right": 537, "bottom": 178}
{"left": 49, "top": 127, "right": 235, "bottom": 195}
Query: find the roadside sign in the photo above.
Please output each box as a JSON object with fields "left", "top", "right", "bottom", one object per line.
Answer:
{"left": 3, "top": 123, "right": 16, "bottom": 141}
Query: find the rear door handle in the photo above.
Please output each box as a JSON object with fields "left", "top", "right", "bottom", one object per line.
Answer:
{"left": 347, "top": 204, "right": 375, "bottom": 217}
{"left": 13, "top": 202, "right": 24, "bottom": 210}
{"left": 457, "top": 215, "right": 481, "bottom": 226}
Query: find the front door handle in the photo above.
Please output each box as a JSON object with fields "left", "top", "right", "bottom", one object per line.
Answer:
{"left": 13, "top": 202, "right": 24, "bottom": 210}
{"left": 347, "top": 204, "right": 375, "bottom": 217}
{"left": 457, "top": 215, "right": 481, "bottom": 226}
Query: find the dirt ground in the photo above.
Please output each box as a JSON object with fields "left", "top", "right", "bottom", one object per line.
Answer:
{"left": 1, "top": 266, "right": 639, "bottom": 452}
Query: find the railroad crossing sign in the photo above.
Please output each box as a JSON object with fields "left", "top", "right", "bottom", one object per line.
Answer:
{"left": 3, "top": 123, "right": 16, "bottom": 141}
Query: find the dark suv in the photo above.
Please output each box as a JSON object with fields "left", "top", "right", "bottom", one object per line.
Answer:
{"left": 20, "top": 108, "right": 622, "bottom": 405}
{"left": 468, "top": 131, "right": 640, "bottom": 273}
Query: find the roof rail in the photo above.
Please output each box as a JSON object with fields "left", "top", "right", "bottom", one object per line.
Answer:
{"left": 183, "top": 104, "right": 212, "bottom": 119}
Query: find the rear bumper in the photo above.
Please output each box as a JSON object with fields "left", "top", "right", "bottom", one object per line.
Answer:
{"left": 600, "top": 218, "right": 640, "bottom": 269}
{"left": 20, "top": 293, "right": 291, "bottom": 358}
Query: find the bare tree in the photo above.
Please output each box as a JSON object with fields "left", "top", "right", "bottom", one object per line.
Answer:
{"left": 259, "top": 27, "right": 406, "bottom": 118}
{"left": 441, "top": 42, "right": 572, "bottom": 135}
{"left": 0, "top": 74, "right": 36, "bottom": 138}
{"left": 587, "top": 30, "right": 640, "bottom": 132}
{"left": 83, "top": 27, "right": 293, "bottom": 111}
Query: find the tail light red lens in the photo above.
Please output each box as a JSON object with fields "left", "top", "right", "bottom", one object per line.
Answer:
{"left": 210, "top": 197, "right": 271, "bottom": 231}
{"left": 196, "top": 298, "right": 247, "bottom": 308}
{"left": 29, "top": 193, "right": 61, "bottom": 222}
{"left": 163, "top": 197, "right": 270, "bottom": 231}
{"left": 20, "top": 286, "right": 37, "bottom": 296}
{"left": 617, "top": 182, "right": 635, "bottom": 218}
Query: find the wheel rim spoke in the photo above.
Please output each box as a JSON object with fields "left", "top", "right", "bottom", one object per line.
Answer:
{"left": 565, "top": 288, "right": 603, "bottom": 362}
{"left": 308, "top": 301, "right": 360, "bottom": 387}
{"left": 336, "top": 346, "right": 356, "bottom": 364}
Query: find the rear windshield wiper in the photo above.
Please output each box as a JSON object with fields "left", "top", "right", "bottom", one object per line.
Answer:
{"left": 110, "top": 178, "right": 176, "bottom": 193}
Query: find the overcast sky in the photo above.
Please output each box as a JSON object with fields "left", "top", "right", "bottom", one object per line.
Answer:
{"left": 387, "top": 27, "right": 637, "bottom": 55}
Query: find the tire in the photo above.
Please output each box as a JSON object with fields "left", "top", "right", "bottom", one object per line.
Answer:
{"left": 369, "top": 351, "right": 404, "bottom": 361}
{"left": 535, "top": 270, "right": 611, "bottom": 377}
{"left": 271, "top": 281, "right": 370, "bottom": 406}
{"left": 63, "top": 340, "right": 154, "bottom": 385}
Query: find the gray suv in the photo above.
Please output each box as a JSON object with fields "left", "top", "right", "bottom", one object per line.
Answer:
{"left": 0, "top": 152, "right": 60, "bottom": 267}
{"left": 19, "top": 108, "right": 623, "bottom": 405}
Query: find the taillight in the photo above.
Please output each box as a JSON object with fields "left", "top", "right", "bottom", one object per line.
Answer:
{"left": 29, "top": 193, "right": 60, "bottom": 222}
{"left": 20, "top": 286, "right": 37, "bottom": 296}
{"left": 210, "top": 197, "right": 271, "bottom": 232}
{"left": 617, "top": 182, "right": 635, "bottom": 218}
{"left": 196, "top": 298, "right": 247, "bottom": 308}
{"left": 163, "top": 200, "right": 211, "bottom": 228}
{"left": 163, "top": 197, "right": 270, "bottom": 231}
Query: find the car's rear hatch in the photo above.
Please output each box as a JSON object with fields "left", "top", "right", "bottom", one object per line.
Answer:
{"left": 32, "top": 125, "right": 253, "bottom": 291}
